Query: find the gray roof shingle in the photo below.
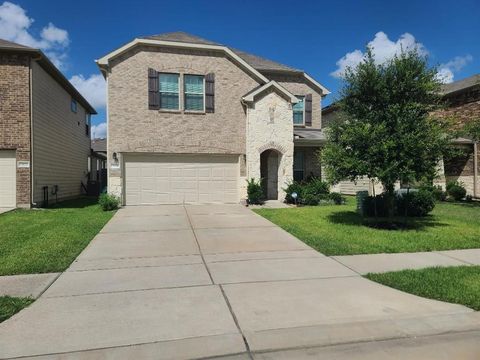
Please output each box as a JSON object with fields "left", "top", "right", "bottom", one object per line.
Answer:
{"left": 294, "top": 128, "right": 326, "bottom": 141}
{"left": 441, "top": 74, "right": 480, "bottom": 95}
{"left": 0, "top": 38, "right": 36, "bottom": 51}
{"left": 142, "top": 32, "right": 302, "bottom": 73}
{"left": 0, "top": 38, "right": 97, "bottom": 114}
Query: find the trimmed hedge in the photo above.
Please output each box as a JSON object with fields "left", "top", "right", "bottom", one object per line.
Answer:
{"left": 283, "top": 178, "right": 345, "bottom": 206}
{"left": 446, "top": 181, "right": 467, "bottom": 201}
{"left": 363, "top": 190, "right": 435, "bottom": 217}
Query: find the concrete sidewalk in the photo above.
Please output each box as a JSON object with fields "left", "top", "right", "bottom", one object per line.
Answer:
{"left": 333, "top": 248, "right": 480, "bottom": 274}
{"left": 0, "top": 204, "right": 479, "bottom": 359}
{"left": 0, "top": 273, "right": 60, "bottom": 298}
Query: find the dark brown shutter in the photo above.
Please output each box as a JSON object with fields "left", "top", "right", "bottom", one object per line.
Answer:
{"left": 304, "top": 94, "right": 312, "bottom": 126}
{"left": 148, "top": 68, "right": 160, "bottom": 110}
{"left": 205, "top": 73, "right": 215, "bottom": 113}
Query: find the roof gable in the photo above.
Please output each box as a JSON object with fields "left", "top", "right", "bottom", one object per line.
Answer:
{"left": 97, "top": 32, "right": 329, "bottom": 95}
{"left": 0, "top": 38, "right": 96, "bottom": 114}
{"left": 242, "top": 81, "right": 298, "bottom": 104}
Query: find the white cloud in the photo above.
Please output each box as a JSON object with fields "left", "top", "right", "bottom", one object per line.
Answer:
{"left": 40, "top": 22, "right": 69, "bottom": 47}
{"left": 91, "top": 122, "right": 107, "bottom": 139}
{"left": 331, "top": 31, "right": 428, "bottom": 78}
{"left": 69, "top": 74, "right": 106, "bottom": 109}
{"left": 0, "top": 1, "right": 69, "bottom": 68}
{"left": 436, "top": 55, "right": 473, "bottom": 83}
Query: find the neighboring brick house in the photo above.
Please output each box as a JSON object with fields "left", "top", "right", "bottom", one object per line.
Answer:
{"left": 97, "top": 32, "right": 329, "bottom": 205}
{"left": 435, "top": 74, "right": 479, "bottom": 197}
{"left": 0, "top": 39, "right": 96, "bottom": 208}
{"left": 319, "top": 74, "right": 480, "bottom": 197}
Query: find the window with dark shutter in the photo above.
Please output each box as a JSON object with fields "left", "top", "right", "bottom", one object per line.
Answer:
{"left": 205, "top": 73, "right": 215, "bottom": 113}
{"left": 148, "top": 68, "right": 160, "bottom": 110}
{"left": 304, "top": 94, "right": 312, "bottom": 126}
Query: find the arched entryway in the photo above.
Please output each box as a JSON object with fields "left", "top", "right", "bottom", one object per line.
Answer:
{"left": 260, "top": 149, "right": 281, "bottom": 200}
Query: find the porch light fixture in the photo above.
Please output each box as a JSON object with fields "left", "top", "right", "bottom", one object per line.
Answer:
{"left": 291, "top": 192, "right": 298, "bottom": 206}
{"left": 112, "top": 152, "right": 119, "bottom": 167}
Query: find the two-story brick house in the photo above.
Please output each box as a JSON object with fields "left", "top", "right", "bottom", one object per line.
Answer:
{"left": 97, "top": 32, "right": 329, "bottom": 205}
{"left": 0, "top": 39, "right": 96, "bottom": 208}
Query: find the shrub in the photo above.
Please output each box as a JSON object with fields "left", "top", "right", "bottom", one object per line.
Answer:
{"left": 363, "top": 194, "right": 390, "bottom": 217}
{"left": 466, "top": 195, "right": 474, "bottom": 203}
{"left": 302, "top": 193, "right": 320, "bottom": 206}
{"left": 246, "top": 178, "right": 264, "bottom": 205}
{"left": 396, "top": 190, "right": 435, "bottom": 217}
{"left": 418, "top": 183, "right": 446, "bottom": 201}
{"left": 98, "top": 193, "right": 120, "bottom": 211}
{"left": 363, "top": 190, "right": 435, "bottom": 217}
{"left": 303, "top": 178, "right": 330, "bottom": 197}
{"left": 329, "top": 192, "right": 345, "bottom": 205}
{"left": 283, "top": 181, "right": 304, "bottom": 204}
{"left": 447, "top": 181, "right": 467, "bottom": 201}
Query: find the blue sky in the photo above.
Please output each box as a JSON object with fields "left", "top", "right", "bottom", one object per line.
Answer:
{"left": 1, "top": 0, "right": 479, "bottom": 138}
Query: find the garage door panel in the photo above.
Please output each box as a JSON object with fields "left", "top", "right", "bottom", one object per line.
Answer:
{"left": 0, "top": 151, "right": 16, "bottom": 207}
{"left": 125, "top": 154, "right": 239, "bottom": 205}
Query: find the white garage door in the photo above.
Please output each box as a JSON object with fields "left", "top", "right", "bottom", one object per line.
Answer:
{"left": 125, "top": 154, "right": 239, "bottom": 205}
{"left": 0, "top": 151, "right": 16, "bottom": 207}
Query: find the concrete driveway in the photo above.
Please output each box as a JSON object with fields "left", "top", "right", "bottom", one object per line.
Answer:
{"left": 0, "top": 204, "right": 479, "bottom": 359}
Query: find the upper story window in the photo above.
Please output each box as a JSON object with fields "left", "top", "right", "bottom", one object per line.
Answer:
{"left": 71, "top": 99, "right": 77, "bottom": 113}
{"left": 184, "top": 75, "right": 205, "bottom": 112}
{"left": 85, "top": 113, "right": 91, "bottom": 136}
{"left": 159, "top": 73, "right": 180, "bottom": 110}
{"left": 293, "top": 96, "right": 305, "bottom": 125}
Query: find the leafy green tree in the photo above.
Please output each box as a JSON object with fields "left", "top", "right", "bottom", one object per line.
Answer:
{"left": 322, "top": 49, "right": 451, "bottom": 217}
{"left": 463, "top": 117, "right": 480, "bottom": 142}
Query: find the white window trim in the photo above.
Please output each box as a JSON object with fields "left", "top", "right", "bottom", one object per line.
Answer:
{"left": 293, "top": 95, "right": 305, "bottom": 126}
{"left": 183, "top": 74, "right": 206, "bottom": 113}
{"left": 159, "top": 73, "right": 180, "bottom": 111}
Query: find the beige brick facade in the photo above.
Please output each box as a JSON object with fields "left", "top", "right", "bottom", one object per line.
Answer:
{"left": 0, "top": 53, "right": 31, "bottom": 207}
{"left": 107, "top": 46, "right": 262, "bottom": 199}
{"left": 108, "top": 46, "right": 260, "bottom": 156}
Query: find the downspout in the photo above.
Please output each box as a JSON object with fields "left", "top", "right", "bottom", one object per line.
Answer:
{"left": 474, "top": 142, "right": 478, "bottom": 198}
{"left": 241, "top": 98, "right": 252, "bottom": 203}
{"left": 29, "top": 56, "right": 36, "bottom": 207}
{"left": 29, "top": 53, "right": 43, "bottom": 207}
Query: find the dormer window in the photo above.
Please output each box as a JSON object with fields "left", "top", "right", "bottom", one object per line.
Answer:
{"left": 293, "top": 96, "right": 305, "bottom": 125}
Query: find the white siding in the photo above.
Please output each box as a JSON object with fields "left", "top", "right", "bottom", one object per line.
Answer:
{"left": 31, "top": 62, "right": 91, "bottom": 204}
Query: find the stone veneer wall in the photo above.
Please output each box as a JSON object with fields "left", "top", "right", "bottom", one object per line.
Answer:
{"left": 246, "top": 89, "right": 294, "bottom": 200}
{"left": 0, "top": 53, "right": 31, "bottom": 207}
{"left": 262, "top": 72, "right": 323, "bottom": 129}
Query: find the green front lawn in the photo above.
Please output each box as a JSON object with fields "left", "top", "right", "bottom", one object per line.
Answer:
{"left": 254, "top": 197, "right": 480, "bottom": 255}
{"left": 0, "top": 197, "right": 114, "bottom": 276}
{"left": 366, "top": 266, "right": 480, "bottom": 311}
{"left": 0, "top": 296, "right": 34, "bottom": 323}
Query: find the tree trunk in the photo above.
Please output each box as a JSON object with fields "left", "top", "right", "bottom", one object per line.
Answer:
{"left": 384, "top": 183, "right": 395, "bottom": 220}
{"left": 371, "top": 179, "right": 378, "bottom": 220}
{"left": 404, "top": 186, "right": 410, "bottom": 225}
